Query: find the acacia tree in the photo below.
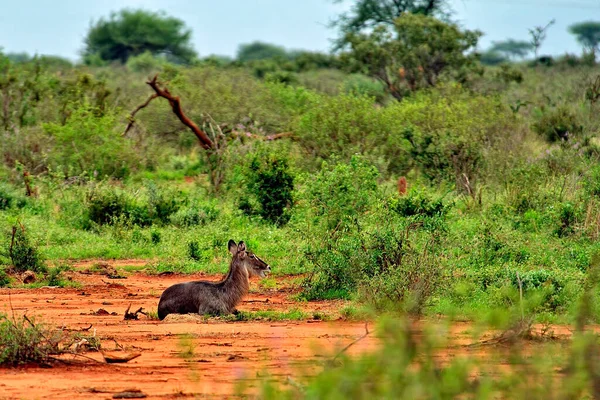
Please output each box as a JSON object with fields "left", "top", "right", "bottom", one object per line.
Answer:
{"left": 490, "top": 39, "right": 533, "bottom": 60}
{"left": 236, "top": 42, "right": 288, "bottom": 62}
{"left": 569, "top": 21, "right": 600, "bottom": 60}
{"left": 333, "top": 0, "right": 447, "bottom": 32}
{"left": 83, "top": 9, "right": 197, "bottom": 64}
{"left": 342, "top": 13, "right": 480, "bottom": 101}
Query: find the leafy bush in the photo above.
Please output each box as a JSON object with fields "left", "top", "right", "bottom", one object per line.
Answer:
{"left": 532, "top": 106, "right": 583, "bottom": 142}
{"left": 0, "top": 184, "right": 22, "bottom": 210}
{"left": 170, "top": 203, "right": 219, "bottom": 227}
{"left": 0, "top": 269, "right": 9, "bottom": 287}
{"left": 0, "top": 314, "right": 64, "bottom": 366}
{"left": 187, "top": 241, "right": 202, "bottom": 261}
{"left": 239, "top": 150, "right": 294, "bottom": 225}
{"left": 383, "top": 86, "right": 519, "bottom": 190}
{"left": 296, "top": 93, "right": 385, "bottom": 165}
{"left": 301, "top": 156, "right": 379, "bottom": 231}
{"left": 84, "top": 185, "right": 149, "bottom": 228}
{"left": 44, "top": 106, "right": 140, "bottom": 178}
{"left": 126, "top": 51, "right": 167, "bottom": 73}
{"left": 146, "top": 182, "right": 181, "bottom": 224}
{"left": 8, "top": 225, "right": 46, "bottom": 273}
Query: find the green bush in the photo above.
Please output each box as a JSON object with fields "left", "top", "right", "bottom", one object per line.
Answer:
{"left": 83, "top": 185, "right": 150, "bottom": 228}
{"left": 0, "top": 314, "right": 63, "bottom": 366}
{"left": 296, "top": 93, "right": 385, "bottom": 165}
{"left": 301, "top": 156, "right": 379, "bottom": 231}
{"left": 170, "top": 202, "right": 219, "bottom": 227}
{"left": 44, "top": 106, "right": 140, "bottom": 178}
{"left": 7, "top": 225, "right": 46, "bottom": 273}
{"left": 239, "top": 150, "right": 294, "bottom": 225}
{"left": 146, "top": 182, "right": 181, "bottom": 224}
{"left": 0, "top": 269, "right": 9, "bottom": 287}
{"left": 532, "top": 106, "right": 583, "bottom": 143}
{"left": 126, "top": 51, "right": 167, "bottom": 73}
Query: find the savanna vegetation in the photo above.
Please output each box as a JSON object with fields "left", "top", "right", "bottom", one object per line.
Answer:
{"left": 3, "top": 1, "right": 600, "bottom": 396}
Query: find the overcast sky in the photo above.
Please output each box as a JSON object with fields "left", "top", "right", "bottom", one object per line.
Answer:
{"left": 0, "top": 0, "right": 598, "bottom": 61}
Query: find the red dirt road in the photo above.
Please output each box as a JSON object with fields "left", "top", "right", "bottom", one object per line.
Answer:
{"left": 0, "top": 261, "right": 578, "bottom": 399}
{"left": 0, "top": 264, "right": 377, "bottom": 399}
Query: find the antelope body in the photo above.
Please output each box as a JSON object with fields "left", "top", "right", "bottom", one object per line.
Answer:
{"left": 157, "top": 240, "right": 270, "bottom": 320}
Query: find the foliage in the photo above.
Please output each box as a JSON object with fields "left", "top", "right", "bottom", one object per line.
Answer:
{"left": 236, "top": 41, "right": 288, "bottom": 62}
{"left": 532, "top": 106, "right": 583, "bottom": 143}
{"left": 296, "top": 92, "right": 385, "bottom": 165}
{"left": 126, "top": 51, "right": 168, "bottom": 73}
{"left": 332, "top": 0, "right": 449, "bottom": 47}
{"left": 529, "top": 19, "right": 555, "bottom": 59}
{"left": 0, "top": 314, "right": 64, "bottom": 366}
{"left": 569, "top": 21, "right": 600, "bottom": 58}
{"left": 43, "top": 106, "right": 139, "bottom": 179}
{"left": 83, "top": 185, "right": 149, "bottom": 228}
{"left": 342, "top": 14, "right": 481, "bottom": 100}
{"left": 8, "top": 225, "right": 45, "bottom": 274}
{"left": 83, "top": 9, "right": 197, "bottom": 64}
{"left": 239, "top": 149, "right": 294, "bottom": 225}
{"left": 489, "top": 39, "right": 533, "bottom": 60}
{"left": 299, "top": 158, "right": 444, "bottom": 307}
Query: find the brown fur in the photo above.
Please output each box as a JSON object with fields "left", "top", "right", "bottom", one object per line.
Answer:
{"left": 157, "top": 240, "right": 270, "bottom": 320}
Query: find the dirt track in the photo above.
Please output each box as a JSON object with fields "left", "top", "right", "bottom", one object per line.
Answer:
{"left": 0, "top": 261, "right": 576, "bottom": 399}
{"left": 0, "top": 262, "right": 379, "bottom": 399}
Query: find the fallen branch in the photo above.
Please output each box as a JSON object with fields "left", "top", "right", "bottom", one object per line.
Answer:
{"left": 124, "top": 303, "right": 147, "bottom": 320}
{"left": 146, "top": 75, "right": 213, "bottom": 150}
{"left": 123, "top": 93, "right": 158, "bottom": 136}
{"left": 329, "top": 322, "right": 370, "bottom": 366}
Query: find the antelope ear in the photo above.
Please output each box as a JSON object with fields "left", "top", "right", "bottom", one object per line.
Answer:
{"left": 237, "top": 241, "right": 247, "bottom": 253}
{"left": 228, "top": 240, "right": 237, "bottom": 255}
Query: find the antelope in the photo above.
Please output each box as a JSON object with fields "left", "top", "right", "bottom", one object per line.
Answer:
{"left": 157, "top": 240, "right": 270, "bottom": 320}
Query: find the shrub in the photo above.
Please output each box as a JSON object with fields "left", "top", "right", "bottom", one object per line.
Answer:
{"left": 126, "top": 51, "right": 167, "bottom": 73}
{"left": 532, "top": 106, "right": 583, "bottom": 143}
{"left": 0, "top": 184, "right": 15, "bottom": 210}
{"left": 84, "top": 185, "right": 146, "bottom": 227}
{"left": 0, "top": 269, "right": 9, "bottom": 287}
{"left": 296, "top": 93, "right": 386, "bottom": 165}
{"left": 146, "top": 182, "right": 181, "bottom": 225}
{"left": 0, "top": 314, "right": 63, "bottom": 366}
{"left": 170, "top": 203, "right": 219, "bottom": 227}
{"left": 239, "top": 150, "right": 294, "bottom": 225}
{"left": 187, "top": 241, "right": 202, "bottom": 261}
{"left": 301, "top": 156, "right": 379, "bottom": 231}
{"left": 383, "top": 86, "right": 518, "bottom": 190}
{"left": 8, "top": 225, "right": 46, "bottom": 273}
{"left": 43, "top": 106, "right": 140, "bottom": 179}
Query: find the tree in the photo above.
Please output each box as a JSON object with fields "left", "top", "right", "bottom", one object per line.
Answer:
{"left": 83, "top": 9, "right": 197, "bottom": 64}
{"left": 342, "top": 13, "right": 480, "bottom": 101}
{"left": 236, "top": 42, "right": 288, "bottom": 62}
{"left": 333, "top": 0, "right": 448, "bottom": 33}
{"left": 529, "top": 19, "right": 555, "bottom": 59}
{"left": 569, "top": 21, "right": 600, "bottom": 59}
{"left": 489, "top": 39, "right": 533, "bottom": 60}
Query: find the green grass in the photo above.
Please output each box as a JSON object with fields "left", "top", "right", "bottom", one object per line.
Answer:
{"left": 222, "top": 308, "right": 309, "bottom": 322}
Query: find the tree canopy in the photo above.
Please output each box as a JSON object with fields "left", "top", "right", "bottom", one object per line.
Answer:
{"left": 342, "top": 13, "right": 480, "bottom": 101}
{"left": 83, "top": 9, "right": 197, "bottom": 64}
{"left": 490, "top": 39, "right": 533, "bottom": 60}
{"left": 569, "top": 21, "right": 600, "bottom": 57}
{"left": 332, "top": 0, "right": 448, "bottom": 48}
{"left": 236, "top": 42, "right": 288, "bottom": 62}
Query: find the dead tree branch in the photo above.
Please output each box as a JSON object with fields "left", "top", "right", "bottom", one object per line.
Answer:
{"left": 123, "top": 93, "right": 158, "bottom": 136}
{"left": 146, "top": 74, "right": 214, "bottom": 150}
